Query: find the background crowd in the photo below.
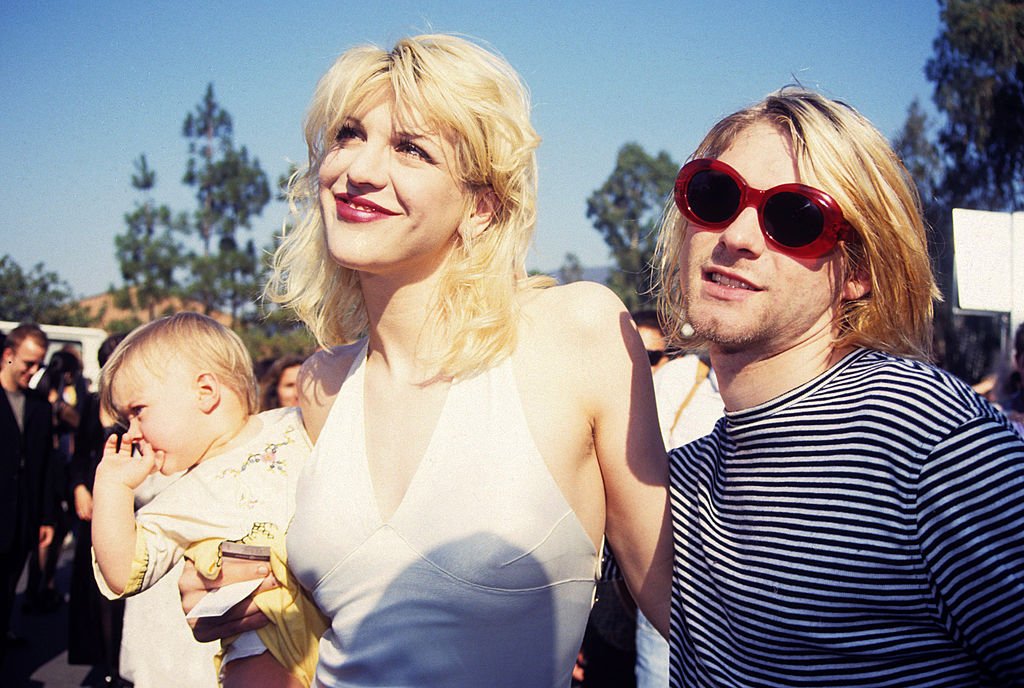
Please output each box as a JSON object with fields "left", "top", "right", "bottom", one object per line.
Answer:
{"left": 1, "top": 4, "right": 1023, "bottom": 684}
{"left": 3, "top": 314, "right": 1023, "bottom": 686}
{"left": 0, "top": 325, "right": 307, "bottom": 686}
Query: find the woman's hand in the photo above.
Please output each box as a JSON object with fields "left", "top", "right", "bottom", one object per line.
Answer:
{"left": 178, "top": 558, "right": 280, "bottom": 642}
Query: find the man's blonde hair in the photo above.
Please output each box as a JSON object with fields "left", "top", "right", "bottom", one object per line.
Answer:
{"left": 99, "top": 312, "right": 257, "bottom": 425}
{"left": 655, "top": 87, "right": 940, "bottom": 359}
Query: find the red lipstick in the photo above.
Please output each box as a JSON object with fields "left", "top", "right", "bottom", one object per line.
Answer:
{"left": 334, "top": 194, "right": 398, "bottom": 222}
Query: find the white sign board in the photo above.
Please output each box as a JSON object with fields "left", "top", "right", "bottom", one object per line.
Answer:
{"left": 952, "top": 208, "right": 1013, "bottom": 312}
{"left": 951, "top": 208, "right": 1024, "bottom": 338}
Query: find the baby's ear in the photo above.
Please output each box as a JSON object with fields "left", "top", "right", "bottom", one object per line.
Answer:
{"left": 195, "top": 371, "right": 221, "bottom": 413}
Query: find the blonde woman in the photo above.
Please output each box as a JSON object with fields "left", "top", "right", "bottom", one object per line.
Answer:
{"left": 184, "top": 34, "right": 670, "bottom": 687}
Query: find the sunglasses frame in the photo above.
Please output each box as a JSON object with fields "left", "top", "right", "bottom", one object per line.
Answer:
{"left": 674, "top": 158, "right": 849, "bottom": 259}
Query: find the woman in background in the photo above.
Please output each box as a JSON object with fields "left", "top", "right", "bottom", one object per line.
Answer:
{"left": 259, "top": 354, "right": 307, "bottom": 411}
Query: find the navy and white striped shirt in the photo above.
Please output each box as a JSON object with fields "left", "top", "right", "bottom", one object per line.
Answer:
{"left": 668, "top": 348, "right": 1024, "bottom": 687}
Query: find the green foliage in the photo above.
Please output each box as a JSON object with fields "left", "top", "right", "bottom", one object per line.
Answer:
{"left": 586, "top": 143, "right": 678, "bottom": 310}
{"left": 113, "top": 155, "right": 186, "bottom": 321}
{"left": 100, "top": 86, "right": 307, "bottom": 361}
{"left": 0, "top": 255, "right": 95, "bottom": 326}
{"left": 230, "top": 230, "right": 318, "bottom": 360}
{"left": 892, "top": 99, "right": 944, "bottom": 210}
{"left": 926, "top": 0, "right": 1024, "bottom": 210}
{"left": 276, "top": 163, "right": 299, "bottom": 203}
{"left": 215, "top": 238, "right": 262, "bottom": 323}
{"left": 239, "top": 305, "right": 317, "bottom": 362}
{"left": 104, "top": 313, "right": 144, "bottom": 336}
{"left": 899, "top": 0, "right": 1024, "bottom": 382}
{"left": 180, "top": 84, "right": 271, "bottom": 323}
{"left": 892, "top": 99, "right": 949, "bottom": 292}
{"left": 558, "top": 252, "right": 584, "bottom": 284}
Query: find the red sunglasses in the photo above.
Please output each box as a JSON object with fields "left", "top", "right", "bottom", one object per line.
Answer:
{"left": 674, "top": 158, "right": 850, "bottom": 258}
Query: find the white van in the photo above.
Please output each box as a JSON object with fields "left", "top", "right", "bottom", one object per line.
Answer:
{"left": 0, "top": 320, "right": 109, "bottom": 392}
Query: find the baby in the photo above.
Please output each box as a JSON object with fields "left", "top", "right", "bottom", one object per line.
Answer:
{"left": 91, "top": 312, "right": 324, "bottom": 688}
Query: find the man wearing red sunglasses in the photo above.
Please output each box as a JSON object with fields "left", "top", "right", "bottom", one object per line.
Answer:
{"left": 654, "top": 88, "right": 1024, "bottom": 687}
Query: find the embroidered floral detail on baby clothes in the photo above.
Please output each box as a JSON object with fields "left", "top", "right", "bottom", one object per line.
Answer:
{"left": 216, "top": 424, "right": 299, "bottom": 480}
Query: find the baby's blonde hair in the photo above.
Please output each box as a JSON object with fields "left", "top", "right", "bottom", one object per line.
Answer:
{"left": 265, "top": 33, "right": 552, "bottom": 379}
{"left": 655, "top": 87, "right": 940, "bottom": 360}
{"left": 99, "top": 312, "right": 257, "bottom": 425}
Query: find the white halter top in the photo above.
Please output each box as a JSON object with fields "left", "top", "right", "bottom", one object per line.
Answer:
{"left": 287, "top": 341, "right": 599, "bottom": 687}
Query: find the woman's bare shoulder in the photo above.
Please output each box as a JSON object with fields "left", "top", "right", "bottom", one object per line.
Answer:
{"left": 298, "top": 340, "right": 365, "bottom": 443}
{"left": 301, "top": 342, "right": 363, "bottom": 382}
{"left": 515, "top": 281, "right": 639, "bottom": 396}
{"left": 520, "top": 280, "right": 632, "bottom": 335}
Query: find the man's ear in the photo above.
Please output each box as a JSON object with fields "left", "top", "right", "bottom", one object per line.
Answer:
{"left": 842, "top": 265, "right": 872, "bottom": 302}
{"left": 195, "top": 372, "right": 221, "bottom": 413}
{"left": 463, "top": 189, "right": 498, "bottom": 241}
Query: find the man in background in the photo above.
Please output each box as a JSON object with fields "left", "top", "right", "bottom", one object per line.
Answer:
{"left": 0, "top": 323, "right": 55, "bottom": 654}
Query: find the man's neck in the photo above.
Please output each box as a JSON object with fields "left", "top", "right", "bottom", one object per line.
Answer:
{"left": 0, "top": 371, "right": 20, "bottom": 395}
{"left": 711, "top": 338, "right": 855, "bottom": 412}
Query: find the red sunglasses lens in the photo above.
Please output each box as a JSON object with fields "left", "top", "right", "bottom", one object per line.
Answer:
{"left": 762, "top": 192, "right": 826, "bottom": 248}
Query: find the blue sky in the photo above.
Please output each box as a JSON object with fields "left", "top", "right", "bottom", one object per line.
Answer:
{"left": 1, "top": 1, "right": 942, "bottom": 298}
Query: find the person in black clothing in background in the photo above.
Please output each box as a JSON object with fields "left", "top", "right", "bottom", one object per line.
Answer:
{"left": 68, "top": 333, "right": 127, "bottom": 686}
{"left": 0, "top": 323, "right": 55, "bottom": 656}
{"left": 997, "top": 322, "right": 1024, "bottom": 426}
{"left": 24, "top": 348, "right": 87, "bottom": 614}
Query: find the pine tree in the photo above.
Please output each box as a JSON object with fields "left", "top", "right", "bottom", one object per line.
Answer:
{"left": 112, "top": 154, "right": 185, "bottom": 323}
{"left": 180, "top": 84, "right": 271, "bottom": 324}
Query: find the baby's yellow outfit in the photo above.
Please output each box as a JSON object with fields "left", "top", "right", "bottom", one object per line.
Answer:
{"left": 93, "top": 406, "right": 325, "bottom": 686}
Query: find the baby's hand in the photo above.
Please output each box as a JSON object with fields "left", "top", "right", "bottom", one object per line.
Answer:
{"left": 95, "top": 433, "right": 164, "bottom": 490}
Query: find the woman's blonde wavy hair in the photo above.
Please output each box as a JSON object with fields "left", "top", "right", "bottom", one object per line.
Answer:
{"left": 265, "top": 34, "right": 552, "bottom": 379}
{"left": 655, "top": 87, "right": 940, "bottom": 360}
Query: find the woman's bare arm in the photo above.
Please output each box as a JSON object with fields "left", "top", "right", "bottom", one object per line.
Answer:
{"left": 571, "top": 285, "right": 673, "bottom": 636}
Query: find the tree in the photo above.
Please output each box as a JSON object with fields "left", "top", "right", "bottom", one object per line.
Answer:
{"left": 893, "top": 99, "right": 944, "bottom": 214}
{"left": 112, "top": 154, "right": 186, "bottom": 322}
{"left": 892, "top": 101, "right": 959, "bottom": 373}
{"left": 208, "top": 236, "right": 261, "bottom": 324}
{"left": 236, "top": 225, "right": 318, "bottom": 360}
{"left": 0, "top": 255, "right": 94, "bottom": 326}
{"left": 239, "top": 304, "right": 316, "bottom": 362}
{"left": 586, "top": 143, "right": 678, "bottom": 310}
{"left": 926, "top": 0, "right": 1024, "bottom": 211}
{"left": 915, "top": 0, "right": 1024, "bottom": 382}
{"left": 180, "top": 84, "right": 271, "bottom": 323}
{"left": 558, "top": 252, "right": 584, "bottom": 285}
{"left": 892, "top": 99, "right": 949, "bottom": 297}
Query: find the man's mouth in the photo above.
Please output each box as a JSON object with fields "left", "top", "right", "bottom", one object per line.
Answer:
{"left": 707, "top": 271, "right": 757, "bottom": 291}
